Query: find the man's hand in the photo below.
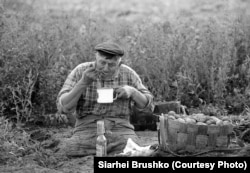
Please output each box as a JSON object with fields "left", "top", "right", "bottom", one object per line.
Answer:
{"left": 116, "top": 85, "right": 150, "bottom": 109}
{"left": 78, "top": 64, "right": 99, "bottom": 86}
{"left": 115, "top": 85, "right": 135, "bottom": 99}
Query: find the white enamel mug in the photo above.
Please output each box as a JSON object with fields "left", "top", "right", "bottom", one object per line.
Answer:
{"left": 97, "top": 88, "right": 117, "bottom": 103}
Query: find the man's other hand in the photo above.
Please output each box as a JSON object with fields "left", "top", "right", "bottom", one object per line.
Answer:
{"left": 115, "top": 85, "right": 135, "bottom": 99}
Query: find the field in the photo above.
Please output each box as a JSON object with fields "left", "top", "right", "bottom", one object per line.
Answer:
{"left": 0, "top": 0, "right": 250, "bottom": 172}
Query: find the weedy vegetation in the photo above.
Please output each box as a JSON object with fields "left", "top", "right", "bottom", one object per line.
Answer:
{"left": 0, "top": 0, "right": 250, "bottom": 169}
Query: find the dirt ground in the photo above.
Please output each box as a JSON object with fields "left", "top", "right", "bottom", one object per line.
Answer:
{"left": 0, "top": 127, "right": 159, "bottom": 173}
{"left": 0, "top": 125, "right": 249, "bottom": 173}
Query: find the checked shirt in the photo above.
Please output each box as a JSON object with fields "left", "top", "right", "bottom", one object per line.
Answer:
{"left": 57, "top": 62, "right": 154, "bottom": 129}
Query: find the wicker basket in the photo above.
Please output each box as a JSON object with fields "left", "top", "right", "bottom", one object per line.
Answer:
{"left": 159, "top": 115, "right": 234, "bottom": 153}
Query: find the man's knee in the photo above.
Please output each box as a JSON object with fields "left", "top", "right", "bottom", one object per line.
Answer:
{"left": 57, "top": 136, "right": 96, "bottom": 157}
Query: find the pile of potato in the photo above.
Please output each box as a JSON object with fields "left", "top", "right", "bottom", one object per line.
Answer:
{"left": 164, "top": 111, "right": 232, "bottom": 126}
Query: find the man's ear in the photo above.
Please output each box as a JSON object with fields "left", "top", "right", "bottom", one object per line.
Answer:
{"left": 95, "top": 51, "right": 98, "bottom": 57}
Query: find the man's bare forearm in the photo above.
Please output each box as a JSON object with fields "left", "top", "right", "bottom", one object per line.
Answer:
{"left": 60, "top": 83, "right": 88, "bottom": 111}
{"left": 131, "top": 88, "right": 149, "bottom": 109}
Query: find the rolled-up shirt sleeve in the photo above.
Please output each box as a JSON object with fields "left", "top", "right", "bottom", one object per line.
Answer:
{"left": 130, "top": 69, "right": 154, "bottom": 112}
{"left": 56, "top": 66, "right": 81, "bottom": 114}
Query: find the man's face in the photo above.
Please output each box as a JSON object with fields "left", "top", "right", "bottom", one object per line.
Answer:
{"left": 95, "top": 52, "right": 121, "bottom": 79}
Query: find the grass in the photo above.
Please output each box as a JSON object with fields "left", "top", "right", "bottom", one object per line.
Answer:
{"left": 0, "top": 1, "right": 250, "bottom": 122}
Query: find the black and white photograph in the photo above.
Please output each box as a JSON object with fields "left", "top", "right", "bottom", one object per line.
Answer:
{"left": 0, "top": 0, "right": 250, "bottom": 172}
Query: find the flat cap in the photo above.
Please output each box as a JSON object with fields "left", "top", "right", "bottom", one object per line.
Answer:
{"left": 95, "top": 41, "right": 124, "bottom": 56}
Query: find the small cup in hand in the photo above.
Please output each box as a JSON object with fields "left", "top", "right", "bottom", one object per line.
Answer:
{"left": 97, "top": 88, "right": 117, "bottom": 103}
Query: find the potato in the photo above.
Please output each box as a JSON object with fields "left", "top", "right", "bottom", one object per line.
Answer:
{"left": 177, "top": 118, "right": 186, "bottom": 123}
{"left": 221, "top": 116, "right": 230, "bottom": 121}
{"left": 193, "top": 113, "right": 207, "bottom": 123}
{"left": 180, "top": 114, "right": 187, "bottom": 118}
{"left": 167, "top": 115, "right": 176, "bottom": 120}
{"left": 189, "top": 115, "right": 196, "bottom": 119}
{"left": 185, "top": 117, "right": 196, "bottom": 124}
{"left": 210, "top": 116, "right": 222, "bottom": 123}
{"left": 222, "top": 120, "right": 231, "bottom": 125}
{"left": 168, "top": 111, "right": 176, "bottom": 116}
{"left": 196, "top": 122, "right": 207, "bottom": 126}
{"left": 205, "top": 119, "right": 216, "bottom": 125}
{"left": 174, "top": 114, "right": 181, "bottom": 119}
{"left": 216, "top": 120, "right": 223, "bottom": 126}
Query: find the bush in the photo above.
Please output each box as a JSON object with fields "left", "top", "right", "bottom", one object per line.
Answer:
{"left": 1, "top": 1, "right": 250, "bottom": 125}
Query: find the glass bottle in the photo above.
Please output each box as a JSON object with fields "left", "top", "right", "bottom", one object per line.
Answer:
{"left": 96, "top": 120, "right": 107, "bottom": 157}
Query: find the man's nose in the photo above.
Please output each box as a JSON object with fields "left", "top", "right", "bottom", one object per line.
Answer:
{"left": 103, "top": 64, "right": 109, "bottom": 71}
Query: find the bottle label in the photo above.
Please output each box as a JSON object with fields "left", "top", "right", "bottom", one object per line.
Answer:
{"left": 96, "top": 144, "right": 106, "bottom": 157}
